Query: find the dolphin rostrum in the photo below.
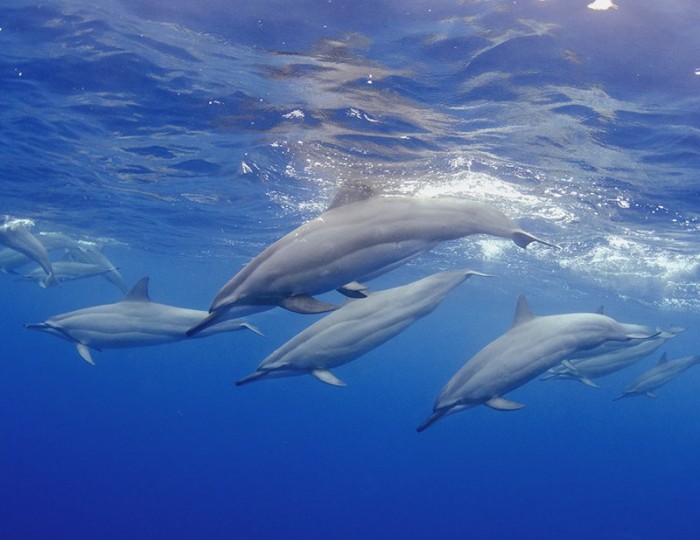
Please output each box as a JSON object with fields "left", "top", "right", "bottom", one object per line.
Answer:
{"left": 541, "top": 326, "right": 684, "bottom": 387}
{"left": 613, "top": 353, "right": 700, "bottom": 400}
{"left": 417, "top": 295, "right": 659, "bottom": 432}
{"left": 0, "top": 219, "right": 55, "bottom": 284}
{"left": 188, "top": 195, "right": 556, "bottom": 336}
{"left": 236, "top": 269, "right": 491, "bottom": 387}
{"left": 26, "top": 277, "right": 261, "bottom": 365}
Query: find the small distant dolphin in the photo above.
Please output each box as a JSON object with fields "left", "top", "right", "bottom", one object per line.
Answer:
{"left": 236, "top": 269, "right": 491, "bottom": 387}
{"left": 0, "top": 219, "right": 55, "bottom": 284}
{"left": 614, "top": 353, "right": 700, "bottom": 400}
{"left": 188, "top": 194, "right": 557, "bottom": 336}
{"left": 541, "top": 326, "right": 684, "bottom": 387}
{"left": 19, "top": 259, "right": 115, "bottom": 288}
{"left": 26, "top": 277, "right": 261, "bottom": 364}
{"left": 417, "top": 295, "right": 659, "bottom": 432}
{"left": 68, "top": 241, "right": 128, "bottom": 293}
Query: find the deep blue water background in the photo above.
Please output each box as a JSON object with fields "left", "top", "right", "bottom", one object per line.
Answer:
{"left": 2, "top": 1, "right": 700, "bottom": 538}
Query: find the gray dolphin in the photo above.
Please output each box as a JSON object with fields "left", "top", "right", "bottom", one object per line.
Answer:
{"left": 417, "top": 295, "right": 659, "bottom": 432}
{"left": 26, "top": 277, "right": 261, "bottom": 365}
{"left": 68, "top": 241, "right": 128, "bottom": 293}
{"left": 542, "top": 326, "right": 684, "bottom": 387}
{"left": 613, "top": 353, "right": 700, "bottom": 400}
{"left": 19, "top": 259, "right": 115, "bottom": 288}
{"left": 237, "top": 269, "right": 491, "bottom": 387}
{"left": 0, "top": 219, "right": 55, "bottom": 284}
{"left": 188, "top": 195, "right": 556, "bottom": 336}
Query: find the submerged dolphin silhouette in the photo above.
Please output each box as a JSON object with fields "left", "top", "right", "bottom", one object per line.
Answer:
{"left": 236, "top": 269, "right": 491, "bottom": 387}
{"left": 26, "top": 277, "right": 261, "bottom": 365}
{"left": 614, "top": 353, "right": 700, "bottom": 400}
{"left": 0, "top": 220, "right": 55, "bottom": 285}
{"left": 188, "top": 195, "right": 556, "bottom": 336}
{"left": 417, "top": 295, "right": 659, "bottom": 432}
{"left": 542, "top": 326, "right": 684, "bottom": 387}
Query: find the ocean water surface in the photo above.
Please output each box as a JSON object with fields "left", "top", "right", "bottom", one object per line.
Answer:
{"left": 2, "top": 0, "right": 700, "bottom": 538}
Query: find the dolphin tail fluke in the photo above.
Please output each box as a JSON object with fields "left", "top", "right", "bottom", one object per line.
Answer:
{"left": 187, "top": 310, "right": 221, "bottom": 337}
{"left": 236, "top": 370, "right": 268, "bottom": 386}
{"left": 416, "top": 410, "right": 448, "bottom": 433}
{"left": 512, "top": 231, "right": 560, "bottom": 250}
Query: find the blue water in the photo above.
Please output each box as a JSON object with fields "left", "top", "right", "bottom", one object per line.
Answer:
{"left": 2, "top": 0, "right": 700, "bottom": 538}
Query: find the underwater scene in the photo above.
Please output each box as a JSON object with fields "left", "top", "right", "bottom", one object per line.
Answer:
{"left": 2, "top": 0, "right": 700, "bottom": 538}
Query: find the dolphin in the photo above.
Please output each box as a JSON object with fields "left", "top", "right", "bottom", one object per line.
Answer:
{"left": 0, "top": 219, "right": 55, "bottom": 284}
{"left": 188, "top": 195, "right": 557, "bottom": 336}
{"left": 417, "top": 295, "right": 659, "bottom": 432}
{"left": 25, "top": 277, "right": 261, "bottom": 364}
{"left": 613, "top": 353, "right": 700, "bottom": 400}
{"left": 0, "top": 231, "right": 85, "bottom": 274}
{"left": 68, "top": 241, "right": 128, "bottom": 293}
{"left": 541, "top": 326, "right": 685, "bottom": 387}
{"left": 19, "top": 259, "right": 115, "bottom": 288}
{"left": 236, "top": 269, "right": 491, "bottom": 387}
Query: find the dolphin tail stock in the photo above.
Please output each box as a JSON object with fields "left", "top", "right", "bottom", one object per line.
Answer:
{"left": 511, "top": 231, "right": 560, "bottom": 250}
{"left": 416, "top": 409, "right": 449, "bottom": 433}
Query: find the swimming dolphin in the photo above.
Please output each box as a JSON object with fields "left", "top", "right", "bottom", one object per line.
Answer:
{"left": 417, "top": 295, "right": 659, "bottom": 432}
{"left": 236, "top": 269, "right": 491, "bottom": 387}
{"left": 0, "top": 231, "right": 86, "bottom": 274}
{"left": 0, "top": 219, "right": 55, "bottom": 284}
{"left": 188, "top": 195, "right": 556, "bottom": 336}
{"left": 19, "top": 259, "right": 115, "bottom": 288}
{"left": 26, "top": 277, "right": 261, "bottom": 364}
{"left": 68, "top": 241, "right": 128, "bottom": 293}
{"left": 613, "top": 353, "right": 700, "bottom": 400}
{"left": 541, "top": 326, "right": 684, "bottom": 387}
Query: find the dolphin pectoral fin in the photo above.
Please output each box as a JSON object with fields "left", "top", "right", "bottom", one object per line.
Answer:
{"left": 579, "top": 376, "right": 600, "bottom": 388}
{"left": 562, "top": 359, "right": 578, "bottom": 372}
{"left": 484, "top": 396, "right": 525, "bottom": 411}
{"left": 311, "top": 369, "right": 346, "bottom": 387}
{"left": 75, "top": 343, "right": 95, "bottom": 366}
{"left": 279, "top": 295, "right": 339, "bottom": 314}
{"left": 511, "top": 231, "right": 560, "bottom": 250}
{"left": 235, "top": 370, "right": 268, "bottom": 386}
{"left": 337, "top": 281, "right": 369, "bottom": 298}
{"left": 645, "top": 391, "right": 658, "bottom": 399}
{"left": 240, "top": 322, "right": 264, "bottom": 336}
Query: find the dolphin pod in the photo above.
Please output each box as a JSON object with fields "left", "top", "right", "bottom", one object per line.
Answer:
{"left": 416, "top": 295, "right": 660, "bottom": 432}
{"left": 613, "top": 353, "right": 700, "bottom": 400}
{"left": 541, "top": 326, "right": 685, "bottom": 387}
{"left": 236, "top": 269, "right": 491, "bottom": 387}
{"left": 187, "top": 194, "right": 557, "bottom": 337}
{"left": 0, "top": 219, "right": 55, "bottom": 285}
{"left": 26, "top": 277, "right": 261, "bottom": 365}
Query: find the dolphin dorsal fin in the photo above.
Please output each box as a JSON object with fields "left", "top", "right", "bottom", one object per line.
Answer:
{"left": 595, "top": 306, "right": 604, "bottom": 315}
{"left": 327, "top": 183, "right": 377, "bottom": 210}
{"left": 123, "top": 277, "right": 151, "bottom": 302}
{"left": 658, "top": 352, "right": 669, "bottom": 365}
{"left": 511, "top": 294, "right": 536, "bottom": 328}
